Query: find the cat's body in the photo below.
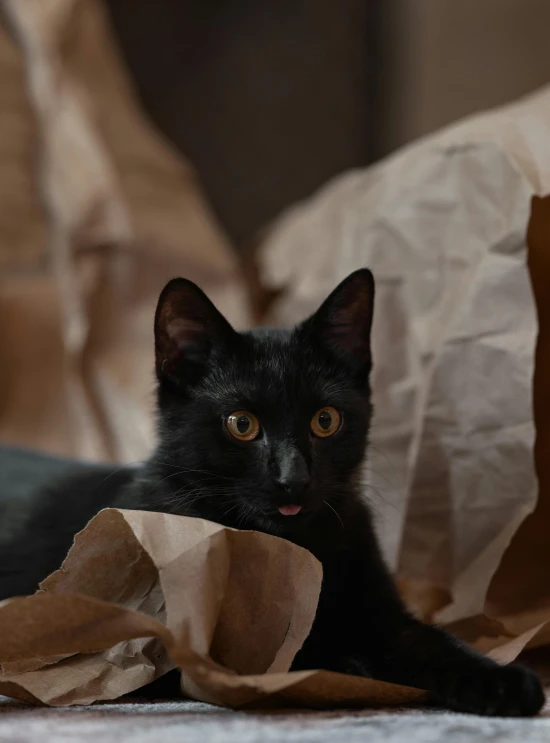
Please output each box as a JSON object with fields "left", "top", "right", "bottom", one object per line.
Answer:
{"left": 0, "top": 270, "right": 545, "bottom": 716}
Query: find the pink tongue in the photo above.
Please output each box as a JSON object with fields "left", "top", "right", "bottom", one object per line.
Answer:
{"left": 278, "top": 504, "right": 302, "bottom": 516}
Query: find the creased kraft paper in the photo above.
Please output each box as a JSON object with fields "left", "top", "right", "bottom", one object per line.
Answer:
{"left": 0, "top": 509, "right": 535, "bottom": 707}
{"left": 258, "top": 85, "right": 550, "bottom": 660}
{"left": 0, "top": 509, "right": 429, "bottom": 708}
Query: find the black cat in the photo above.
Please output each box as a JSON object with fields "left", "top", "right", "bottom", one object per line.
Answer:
{"left": 0, "top": 270, "right": 544, "bottom": 716}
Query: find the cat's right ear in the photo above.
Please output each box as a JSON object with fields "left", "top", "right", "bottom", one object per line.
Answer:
{"left": 154, "top": 278, "right": 236, "bottom": 386}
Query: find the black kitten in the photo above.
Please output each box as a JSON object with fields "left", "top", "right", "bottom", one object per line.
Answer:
{"left": 0, "top": 270, "right": 544, "bottom": 716}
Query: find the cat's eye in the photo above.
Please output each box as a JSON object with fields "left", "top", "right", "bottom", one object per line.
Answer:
{"left": 225, "top": 411, "right": 261, "bottom": 441}
{"left": 310, "top": 407, "right": 341, "bottom": 437}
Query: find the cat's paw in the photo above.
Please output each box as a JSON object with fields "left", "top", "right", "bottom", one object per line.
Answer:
{"left": 437, "top": 663, "right": 545, "bottom": 717}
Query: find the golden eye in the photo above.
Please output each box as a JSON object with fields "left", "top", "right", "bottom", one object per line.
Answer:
{"left": 310, "top": 407, "right": 341, "bottom": 437}
{"left": 225, "top": 411, "right": 261, "bottom": 441}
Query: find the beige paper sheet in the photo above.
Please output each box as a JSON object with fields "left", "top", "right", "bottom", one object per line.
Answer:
{"left": 0, "top": 509, "right": 429, "bottom": 708}
{"left": 258, "top": 86, "right": 550, "bottom": 655}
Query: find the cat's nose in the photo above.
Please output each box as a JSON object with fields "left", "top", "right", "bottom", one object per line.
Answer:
{"left": 275, "top": 473, "right": 311, "bottom": 499}
{"left": 272, "top": 446, "right": 311, "bottom": 501}
{"left": 272, "top": 448, "right": 311, "bottom": 499}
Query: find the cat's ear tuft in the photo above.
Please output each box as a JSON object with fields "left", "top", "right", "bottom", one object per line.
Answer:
{"left": 306, "top": 269, "right": 375, "bottom": 376}
{"left": 154, "top": 278, "right": 235, "bottom": 385}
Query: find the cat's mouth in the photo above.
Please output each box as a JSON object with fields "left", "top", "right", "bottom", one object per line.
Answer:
{"left": 277, "top": 504, "right": 302, "bottom": 516}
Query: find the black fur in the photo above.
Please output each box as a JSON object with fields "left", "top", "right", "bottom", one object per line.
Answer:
{"left": 0, "top": 270, "right": 544, "bottom": 716}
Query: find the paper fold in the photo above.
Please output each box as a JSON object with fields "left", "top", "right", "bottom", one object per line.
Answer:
{"left": 0, "top": 508, "right": 427, "bottom": 708}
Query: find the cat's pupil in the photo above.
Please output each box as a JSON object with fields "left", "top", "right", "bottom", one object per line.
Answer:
{"left": 237, "top": 415, "right": 250, "bottom": 433}
{"left": 318, "top": 411, "right": 332, "bottom": 430}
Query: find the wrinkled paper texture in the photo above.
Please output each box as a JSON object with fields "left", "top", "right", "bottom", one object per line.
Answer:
{"left": 0, "top": 509, "right": 427, "bottom": 708}
{"left": 258, "top": 86, "right": 550, "bottom": 654}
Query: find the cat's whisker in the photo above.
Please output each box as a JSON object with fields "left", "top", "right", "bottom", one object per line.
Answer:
{"left": 145, "top": 459, "right": 236, "bottom": 482}
{"left": 138, "top": 459, "right": 189, "bottom": 471}
{"left": 359, "top": 482, "right": 401, "bottom": 516}
{"left": 156, "top": 473, "right": 222, "bottom": 489}
{"left": 163, "top": 488, "right": 211, "bottom": 507}
{"left": 236, "top": 502, "right": 254, "bottom": 530}
{"left": 219, "top": 502, "right": 244, "bottom": 520}
{"left": 161, "top": 486, "right": 241, "bottom": 514}
{"left": 366, "top": 444, "right": 394, "bottom": 466}
{"left": 145, "top": 478, "right": 227, "bottom": 503}
{"left": 167, "top": 495, "right": 211, "bottom": 514}
{"left": 363, "top": 465, "right": 396, "bottom": 489}
{"left": 95, "top": 460, "right": 147, "bottom": 490}
{"left": 148, "top": 487, "right": 209, "bottom": 509}
{"left": 165, "top": 466, "right": 235, "bottom": 482}
{"left": 156, "top": 471, "right": 200, "bottom": 485}
{"left": 323, "top": 500, "right": 345, "bottom": 531}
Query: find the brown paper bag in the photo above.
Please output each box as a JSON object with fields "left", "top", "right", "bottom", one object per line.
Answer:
{"left": 0, "top": 509, "right": 427, "bottom": 708}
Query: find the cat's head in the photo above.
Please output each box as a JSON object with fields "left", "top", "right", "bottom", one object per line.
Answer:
{"left": 151, "top": 269, "right": 374, "bottom": 536}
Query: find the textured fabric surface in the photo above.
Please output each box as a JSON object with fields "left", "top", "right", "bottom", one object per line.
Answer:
{"left": 1, "top": 696, "right": 550, "bottom": 743}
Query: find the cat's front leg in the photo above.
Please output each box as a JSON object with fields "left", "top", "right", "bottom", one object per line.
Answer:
{"left": 294, "top": 541, "right": 545, "bottom": 717}
{"left": 372, "top": 616, "right": 545, "bottom": 717}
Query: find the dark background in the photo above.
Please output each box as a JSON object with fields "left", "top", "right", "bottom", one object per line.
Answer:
{"left": 106, "top": 0, "right": 380, "bottom": 250}
{"left": 106, "top": 0, "right": 550, "bottom": 251}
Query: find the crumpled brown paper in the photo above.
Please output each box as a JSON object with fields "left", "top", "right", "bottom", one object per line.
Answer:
{"left": 0, "top": 509, "right": 430, "bottom": 708}
{"left": 257, "top": 86, "right": 550, "bottom": 663}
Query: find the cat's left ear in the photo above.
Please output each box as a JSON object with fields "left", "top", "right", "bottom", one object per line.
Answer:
{"left": 154, "top": 277, "right": 236, "bottom": 385}
{"left": 302, "top": 269, "right": 375, "bottom": 378}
